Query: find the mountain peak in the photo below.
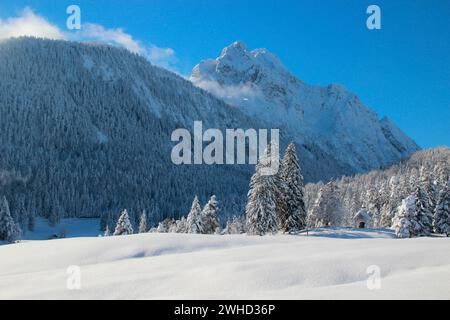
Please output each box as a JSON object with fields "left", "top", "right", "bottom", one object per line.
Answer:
{"left": 191, "top": 41, "right": 292, "bottom": 91}
{"left": 220, "top": 41, "right": 249, "bottom": 57}
{"left": 190, "top": 42, "right": 420, "bottom": 172}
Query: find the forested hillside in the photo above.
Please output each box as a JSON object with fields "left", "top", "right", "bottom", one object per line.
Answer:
{"left": 0, "top": 37, "right": 261, "bottom": 229}
{"left": 305, "top": 147, "right": 450, "bottom": 229}
{"left": 0, "top": 37, "right": 426, "bottom": 235}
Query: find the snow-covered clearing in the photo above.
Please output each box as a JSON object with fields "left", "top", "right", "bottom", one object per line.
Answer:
{"left": 0, "top": 228, "right": 448, "bottom": 299}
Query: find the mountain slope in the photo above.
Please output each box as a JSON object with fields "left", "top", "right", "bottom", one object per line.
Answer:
{"left": 190, "top": 41, "right": 420, "bottom": 173}
{"left": 0, "top": 38, "right": 419, "bottom": 226}
{"left": 0, "top": 37, "right": 258, "bottom": 224}
{"left": 304, "top": 147, "right": 450, "bottom": 228}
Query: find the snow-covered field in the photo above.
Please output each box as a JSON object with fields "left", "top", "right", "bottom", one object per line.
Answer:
{"left": 0, "top": 227, "right": 449, "bottom": 300}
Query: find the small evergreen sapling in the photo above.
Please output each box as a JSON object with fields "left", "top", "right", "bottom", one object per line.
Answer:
{"left": 138, "top": 210, "right": 148, "bottom": 233}
{"left": 225, "top": 216, "right": 245, "bottom": 234}
{"left": 113, "top": 209, "right": 134, "bottom": 236}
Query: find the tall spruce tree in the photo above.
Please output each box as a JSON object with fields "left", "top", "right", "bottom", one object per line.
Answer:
{"left": 201, "top": 195, "right": 220, "bottom": 234}
{"left": 246, "top": 147, "right": 277, "bottom": 236}
{"left": 278, "top": 143, "right": 306, "bottom": 233}
{"left": 434, "top": 181, "right": 450, "bottom": 236}
{"left": 187, "top": 196, "right": 203, "bottom": 234}
{"left": 393, "top": 195, "right": 417, "bottom": 238}
{"left": 0, "top": 196, "right": 21, "bottom": 242}
{"left": 413, "top": 185, "right": 433, "bottom": 235}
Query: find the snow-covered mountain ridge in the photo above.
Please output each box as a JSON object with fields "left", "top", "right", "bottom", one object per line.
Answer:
{"left": 191, "top": 41, "right": 420, "bottom": 172}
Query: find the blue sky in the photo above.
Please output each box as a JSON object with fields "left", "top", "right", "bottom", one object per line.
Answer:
{"left": 0, "top": 0, "right": 448, "bottom": 148}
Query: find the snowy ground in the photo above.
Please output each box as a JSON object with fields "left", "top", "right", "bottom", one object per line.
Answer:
{"left": 0, "top": 226, "right": 449, "bottom": 300}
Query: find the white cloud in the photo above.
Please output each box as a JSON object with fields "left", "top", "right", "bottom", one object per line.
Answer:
{"left": 71, "top": 23, "right": 144, "bottom": 54}
{"left": 146, "top": 45, "right": 177, "bottom": 70}
{"left": 0, "top": 8, "right": 178, "bottom": 71}
{"left": 0, "top": 7, "right": 65, "bottom": 40}
{"left": 192, "top": 79, "right": 264, "bottom": 104}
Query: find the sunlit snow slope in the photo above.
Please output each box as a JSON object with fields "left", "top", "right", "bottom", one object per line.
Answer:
{"left": 0, "top": 230, "right": 448, "bottom": 299}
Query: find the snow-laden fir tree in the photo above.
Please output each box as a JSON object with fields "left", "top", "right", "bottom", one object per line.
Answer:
{"left": 279, "top": 143, "right": 307, "bottom": 232}
{"left": 138, "top": 210, "right": 148, "bottom": 233}
{"left": 393, "top": 195, "right": 417, "bottom": 238}
{"left": 420, "top": 166, "right": 437, "bottom": 211}
{"left": 413, "top": 185, "right": 433, "bottom": 235}
{"left": 308, "top": 181, "right": 343, "bottom": 227}
{"left": 380, "top": 175, "right": 400, "bottom": 228}
{"left": 174, "top": 217, "right": 188, "bottom": 233}
{"left": 113, "top": 209, "right": 134, "bottom": 236}
{"left": 201, "top": 195, "right": 220, "bottom": 234}
{"left": 156, "top": 218, "right": 174, "bottom": 233}
{"left": 225, "top": 216, "right": 246, "bottom": 234}
{"left": 245, "top": 147, "right": 278, "bottom": 236}
{"left": 273, "top": 146, "right": 288, "bottom": 233}
{"left": 187, "top": 196, "right": 203, "bottom": 234}
{"left": 434, "top": 181, "right": 450, "bottom": 236}
{"left": 0, "top": 196, "right": 21, "bottom": 242}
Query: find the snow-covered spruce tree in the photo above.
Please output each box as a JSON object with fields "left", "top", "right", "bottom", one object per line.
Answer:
{"left": 278, "top": 143, "right": 307, "bottom": 233}
{"left": 393, "top": 196, "right": 417, "bottom": 238}
{"left": 187, "top": 196, "right": 203, "bottom": 234}
{"left": 156, "top": 218, "right": 174, "bottom": 233}
{"left": 274, "top": 161, "right": 288, "bottom": 233}
{"left": 225, "top": 216, "right": 245, "bottom": 234}
{"left": 113, "top": 209, "right": 134, "bottom": 236}
{"left": 245, "top": 148, "right": 278, "bottom": 236}
{"left": 380, "top": 175, "right": 401, "bottom": 228}
{"left": 434, "top": 182, "right": 450, "bottom": 236}
{"left": 175, "top": 217, "right": 188, "bottom": 233}
{"left": 0, "top": 196, "right": 21, "bottom": 242}
{"left": 138, "top": 210, "right": 148, "bottom": 233}
{"left": 420, "top": 166, "right": 437, "bottom": 212}
{"left": 413, "top": 186, "right": 433, "bottom": 235}
{"left": 308, "top": 181, "right": 343, "bottom": 227}
{"left": 201, "top": 195, "right": 220, "bottom": 234}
